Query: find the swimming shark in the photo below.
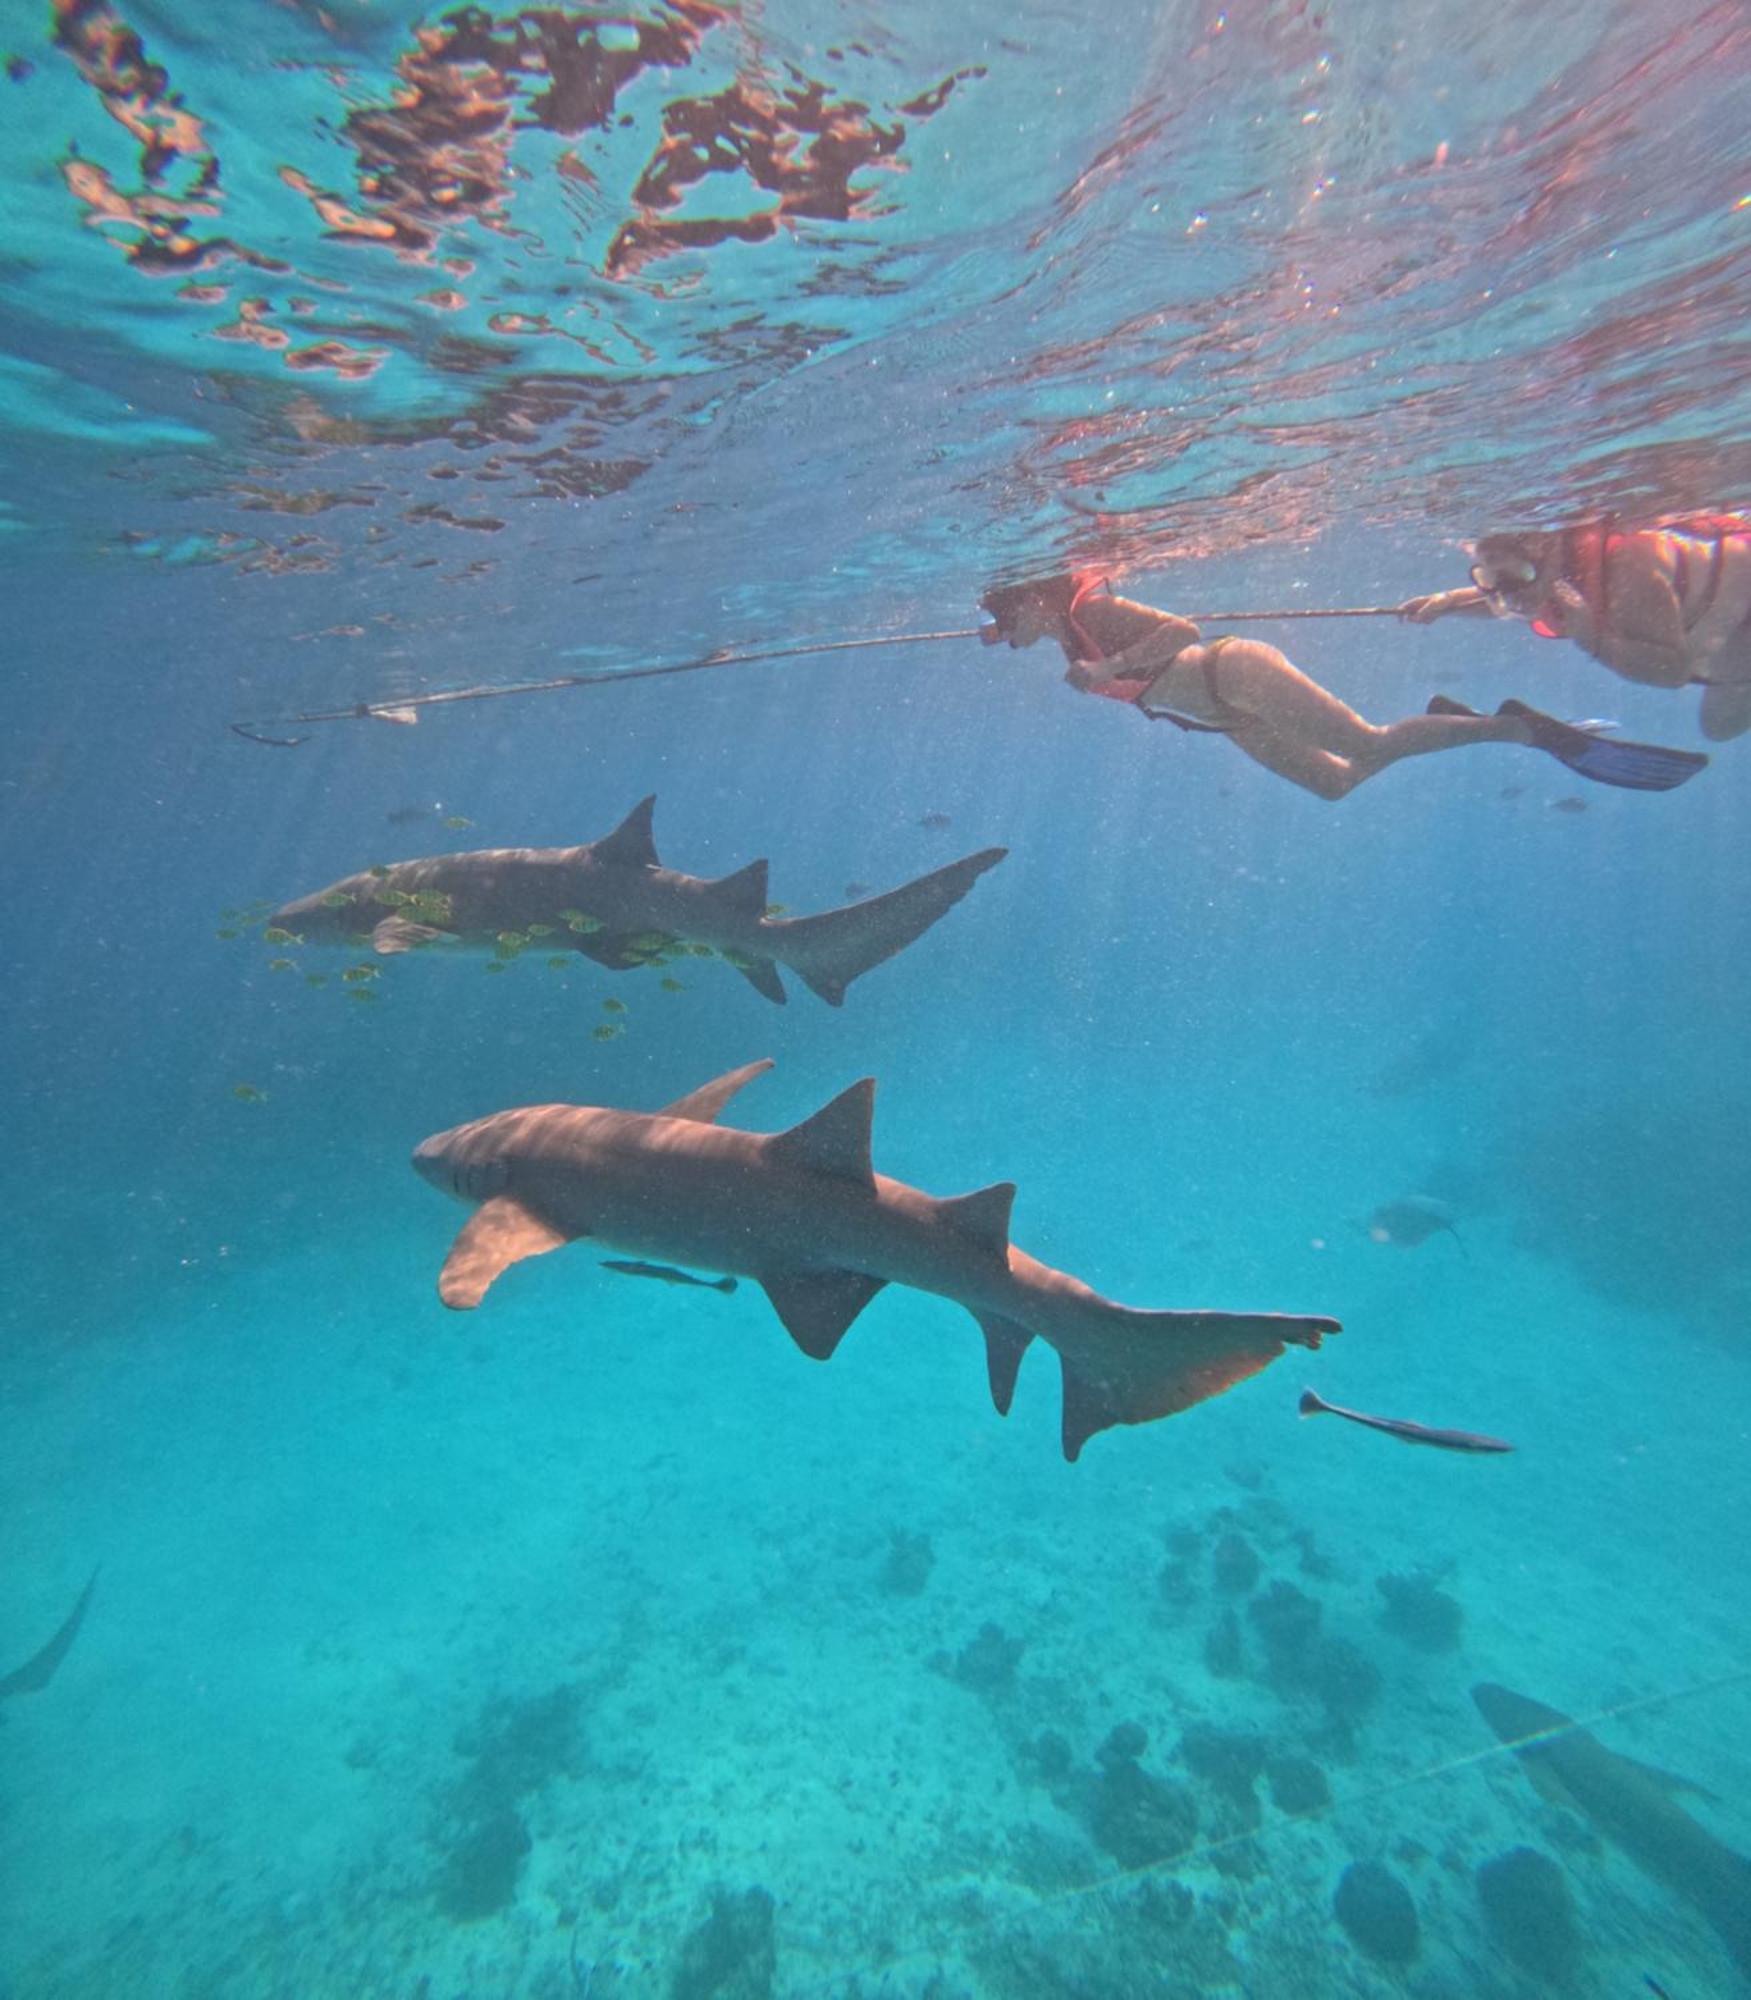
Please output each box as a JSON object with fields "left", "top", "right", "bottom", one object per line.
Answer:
{"left": 272, "top": 797, "right": 1005, "bottom": 1005}
{"left": 1473, "top": 1681, "right": 1751, "bottom": 1983}
{"left": 413, "top": 1059, "right": 1339, "bottom": 1460}
{"left": 1, "top": 1570, "right": 97, "bottom": 1707}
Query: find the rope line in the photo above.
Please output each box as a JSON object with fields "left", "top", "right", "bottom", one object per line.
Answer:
{"left": 225, "top": 607, "right": 1409, "bottom": 743}
{"left": 771, "top": 1660, "right": 1751, "bottom": 1993}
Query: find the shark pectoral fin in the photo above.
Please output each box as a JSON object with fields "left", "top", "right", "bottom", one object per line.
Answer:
{"left": 372, "top": 916, "right": 456, "bottom": 954}
{"left": 658, "top": 1058, "right": 776, "bottom": 1124}
{"left": 1621, "top": 1754, "right": 1722, "bottom": 1806}
{"left": 768, "top": 1078, "right": 876, "bottom": 1184}
{"left": 976, "top": 1313, "right": 1033, "bottom": 1416}
{"left": 762, "top": 1267, "right": 887, "bottom": 1361}
{"left": 1056, "top": 1309, "right": 1341, "bottom": 1462}
{"left": 731, "top": 954, "right": 788, "bottom": 1005}
{"left": 590, "top": 796, "right": 661, "bottom": 869}
{"left": 439, "top": 1196, "right": 570, "bottom": 1309}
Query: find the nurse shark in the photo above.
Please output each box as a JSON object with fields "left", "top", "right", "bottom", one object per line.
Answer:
{"left": 1474, "top": 1681, "right": 1751, "bottom": 1983}
{"left": 413, "top": 1059, "right": 1340, "bottom": 1461}
{"left": 273, "top": 797, "right": 1005, "bottom": 1005}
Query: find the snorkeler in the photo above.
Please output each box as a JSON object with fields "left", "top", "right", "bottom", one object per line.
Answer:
{"left": 1399, "top": 517, "right": 1751, "bottom": 740}
{"left": 982, "top": 572, "right": 1706, "bottom": 799}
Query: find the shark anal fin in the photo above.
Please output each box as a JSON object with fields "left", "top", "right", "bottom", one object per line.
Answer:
{"left": 658, "top": 1058, "right": 776, "bottom": 1124}
{"left": 373, "top": 915, "right": 456, "bottom": 954}
{"left": 590, "top": 796, "right": 660, "bottom": 870}
{"left": 936, "top": 1182, "right": 1016, "bottom": 1260}
{"left": 762, "top": 1267, "right": 886, "bottom": 1360}
{"left": 439, "top": 1195, "right": 570, "bottom": 1309}
{"left": 976, "top": 1312, "right": 1033, "bottom": 1416}
{"left": 573, "top": 930, "right": 654, "bottom": 972}
{"left": 706, "top": 857, "right": 770, "bottom": 914}
{"left": 1057, "top": 1309, "right": 1340, "bottom": 1462}
{"left": 732, "top": 954, "right": 788, "bottom": 1004}
{"left": 768, "top": 1078, "right": 876, "bottom": 1184}
{"left": 795, "top": 966, "right": 847, "bottom": 1006}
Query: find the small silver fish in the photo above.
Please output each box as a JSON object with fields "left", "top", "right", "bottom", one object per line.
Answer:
{"left": 1550, "top": 796, "right": 1589, "bottom": 815}
{"left": 600, "top": 1259, "right": 737, "bottom": 1294}
{"left": 917, "top": 812, "right": 953, "bottom": 831}
{"left": 1299, "top": 1389, "right": 1512, "bottom": 1454}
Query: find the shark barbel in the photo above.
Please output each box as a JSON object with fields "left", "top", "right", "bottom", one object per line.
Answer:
{"left": 413, "top": 1060, "right": 1339, "bottom": 1460}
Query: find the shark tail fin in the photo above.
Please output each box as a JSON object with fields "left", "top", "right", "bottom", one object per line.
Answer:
{"left": 771, "top": 848, "right": 1007, "bottom": 1006}
{"left": 1055, "top": 1307, "right": 1340, "bottom": 1462}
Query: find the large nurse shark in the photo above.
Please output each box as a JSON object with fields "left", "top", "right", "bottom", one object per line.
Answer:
{"left": 273, "top": 797, "right": 1005, "bottom": 1005}
{"left": 413, "top": 1059, "right": 1340, "bottom": 1460}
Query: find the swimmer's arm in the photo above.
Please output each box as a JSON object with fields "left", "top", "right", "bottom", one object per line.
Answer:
{"left": 1398, "top": 587, "right": 1493, "bottom": 623}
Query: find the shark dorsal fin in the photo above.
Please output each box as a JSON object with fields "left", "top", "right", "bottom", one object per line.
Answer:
{"left": 706, "top": 857, "right": 770, "bottom": 914}
{"left": 658, "top": 1058, "right": 775, "bottom": 1125}
{"left": 591, "top": 796, "right": 660, "bottom": 870}
{"left": 762, "top": 1267, "right": 887, "bottom": 1360}
{"left": 768, "top": 1078, "right": 875, "bottom": 1184}
{"left": 935, "top": 1181, "right": 1015, "bottom": 1259}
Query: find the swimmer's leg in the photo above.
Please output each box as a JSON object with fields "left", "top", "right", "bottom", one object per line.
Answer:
{"left": 1215, "top": 641, "right": 1528, "bottom": 790}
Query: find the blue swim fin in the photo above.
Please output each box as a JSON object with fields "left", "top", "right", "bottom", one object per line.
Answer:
{"left": 1497, "top": 699, "right": 1708, "bottom": 792}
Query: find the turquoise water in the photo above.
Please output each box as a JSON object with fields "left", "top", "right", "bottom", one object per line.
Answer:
{"left": 4, "top": 3, "right": 1751, "bottom": 1995}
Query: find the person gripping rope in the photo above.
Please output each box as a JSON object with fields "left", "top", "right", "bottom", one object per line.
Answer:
{"left": 982, "top": 570, "right": 1706, "bottom": 800}
{"left": 1400, "top": 517, "right": 1751, "bottom": 741}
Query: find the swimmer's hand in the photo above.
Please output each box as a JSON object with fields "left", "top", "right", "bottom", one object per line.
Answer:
{"left": 1398, "top": 588, "right": 1491, "bottom": 623}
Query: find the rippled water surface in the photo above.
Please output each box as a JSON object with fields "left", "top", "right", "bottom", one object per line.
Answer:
{"left": 4, "top": 5, "right": 1751, "bottom": 1998}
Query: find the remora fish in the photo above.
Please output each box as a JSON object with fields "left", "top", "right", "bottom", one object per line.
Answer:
{"left": 1299, "top": 1388, "right": 1512, "bottom": 1454}
{"left": 601, "top": 1259, "right": 737, "bottom": 1294}
{"left": 414, "top": 1060, "right": 1339, "bottom": 1461}
{"left": 273, "top": 797, "right": 1005, "bottom": 1006}
{"left": 1, "top": 1569, "right": 98, "bottom": 1703}
{"left": 1473, "top": 1682, "right": 1751, "bottom": 1982}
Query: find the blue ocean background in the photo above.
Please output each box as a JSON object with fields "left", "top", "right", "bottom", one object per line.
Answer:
{"left": 4, "top": 2, "right": 1751, "bottom": 1994}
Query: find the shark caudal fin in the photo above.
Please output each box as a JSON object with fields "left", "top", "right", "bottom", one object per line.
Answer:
{"left": 1054, "top": 1308, "right": 1340, "bottom": 1461}
{"left": 769, "top": 848, "right": 1007, "bottom": 1006}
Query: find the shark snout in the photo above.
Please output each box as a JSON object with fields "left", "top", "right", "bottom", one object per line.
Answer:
{"left": 413, "top": 1129, "right": 509, "bottom": 1204}
{"left": 412, "top": 1132, "right": 459, "bottom": 1194}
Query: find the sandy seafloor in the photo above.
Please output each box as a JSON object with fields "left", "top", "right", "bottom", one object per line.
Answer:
{"left": 5, "top": 558, "right": 1751, "bottom": 1999}
{"left": 5, "top": 1045, "right": 1751, "bottom": 1999}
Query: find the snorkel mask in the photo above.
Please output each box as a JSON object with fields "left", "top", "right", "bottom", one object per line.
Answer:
{"left": 1466, "top": 533, "right": 1569, "bottom": 622}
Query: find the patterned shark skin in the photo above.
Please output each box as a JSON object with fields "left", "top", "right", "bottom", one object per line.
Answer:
{"left": 274, "top": 797, "right": 1006, "bottom": 1005}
